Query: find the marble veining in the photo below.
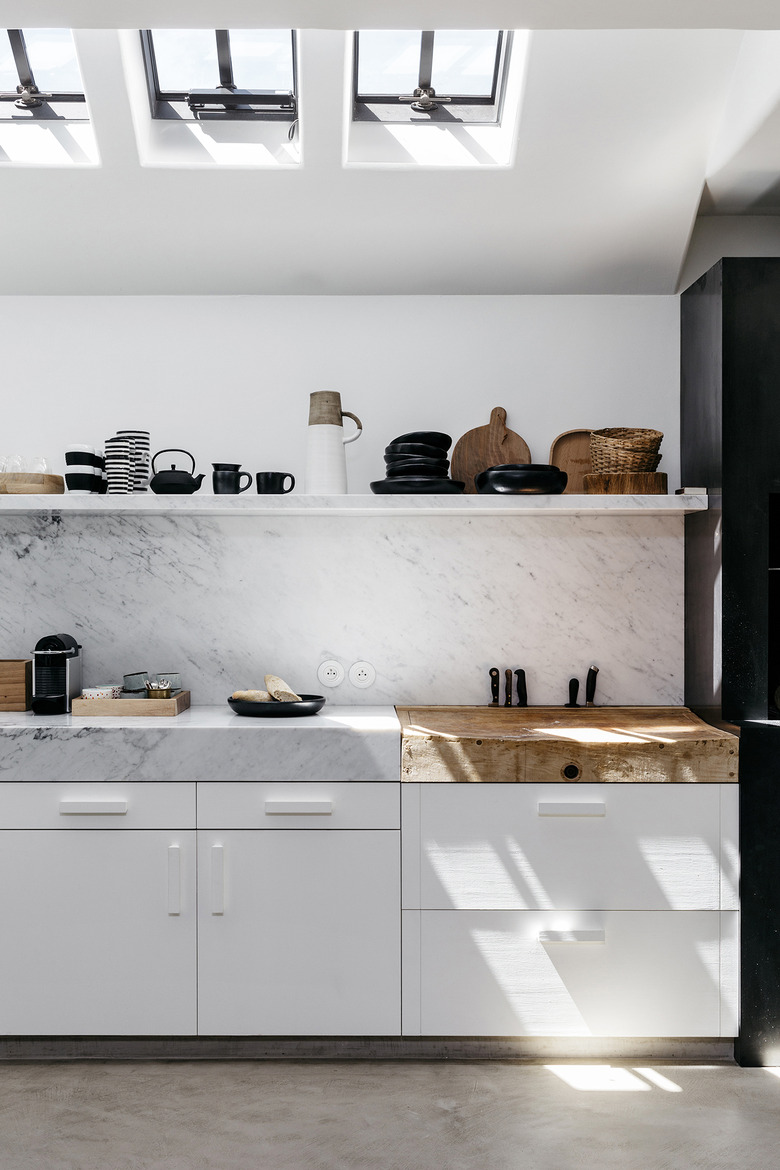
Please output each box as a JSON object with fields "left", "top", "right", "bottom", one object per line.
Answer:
{"left": 0, "top": 706, "right": 401, "bottom": 781}
{"left": 0, "top": 512, "right": 685, "bottom": 708}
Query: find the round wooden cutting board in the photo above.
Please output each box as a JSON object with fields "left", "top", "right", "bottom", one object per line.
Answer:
{"left": 451, "top": 407, "right": 531, "bottom": 494}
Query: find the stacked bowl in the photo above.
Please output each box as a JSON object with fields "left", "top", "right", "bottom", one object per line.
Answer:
{"left": 371, "top": 431, "right": 464, "bottom": 494}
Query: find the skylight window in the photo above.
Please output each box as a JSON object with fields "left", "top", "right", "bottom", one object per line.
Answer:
{"left": 0, "top": 29, "right": 86, "bottom": 115}
{"left": 140, "top": 29, "right": 296, "bottom": 122}
{"left": 353, "top": 30, "right": 509, "bottom": 123}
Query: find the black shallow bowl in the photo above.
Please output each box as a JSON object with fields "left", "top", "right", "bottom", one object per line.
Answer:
{"left": 386, "top": 460, "right": 450, "bottom": 478}
{"left": 475, "top": 464, "right": 568, "bottom": 495}
{"left": 370, "top": 478, "right": 465, "bottom": 494}
{"left": 385, "top": 442, "right": 445, "bottom": 460}
{"left": 228, "top": 694, "right": 326, "bottom": 718}
{"left": 390, "top": 431, "right": 452, "bottom": 451}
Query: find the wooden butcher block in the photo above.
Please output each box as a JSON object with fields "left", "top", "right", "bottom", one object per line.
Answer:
{"left": 451, "top": 407, "right": 531, "bottom": 494}
{"left": 396, "top": 706, "right": 738, "bottom": 784}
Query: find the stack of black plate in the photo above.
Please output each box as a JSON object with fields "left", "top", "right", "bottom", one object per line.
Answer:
{"left": 370, "top": 431, "right": 464, "bottom": 494}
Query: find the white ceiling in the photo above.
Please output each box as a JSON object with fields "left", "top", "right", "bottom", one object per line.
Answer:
{"left": 2, "top": 2, "right": 780, "bottom": 295}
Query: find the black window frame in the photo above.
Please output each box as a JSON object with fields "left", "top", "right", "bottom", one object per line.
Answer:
{"left": 140, "top": 29, "right": 298, "bottom": 123}
{"left": 353, "top": 29, "right": 510, "bottom": 124}
{"left": 0, "top": 28, "right": 87, "bottom": 118}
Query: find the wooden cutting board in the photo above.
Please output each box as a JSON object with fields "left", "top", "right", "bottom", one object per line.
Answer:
{"left": 451, "top": 407, "right": 531, "bottom": 494}
{"left": 396, "top": 705, "right": 738, "bottom": 784}
{"left": 548, "top": 429, "right": 592, "bottom": 493}
{"left": 584, "top": 472, "right": 668, "bottom": 495}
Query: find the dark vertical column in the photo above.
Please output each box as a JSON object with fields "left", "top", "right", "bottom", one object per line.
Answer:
{"left": 736, "top": 720, "right": 780, "bottom": 1066}
{"left": 681, "top": 261, "right": 723, "bottom": 721}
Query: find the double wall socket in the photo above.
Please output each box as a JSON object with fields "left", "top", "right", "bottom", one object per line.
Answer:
{"left": 317, "top": 660, "right": 376, "bottom": 689}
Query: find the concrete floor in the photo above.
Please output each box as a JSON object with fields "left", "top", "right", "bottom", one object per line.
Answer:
{"left": 0, "top": 1060, "right": 777, "bottom": 1169}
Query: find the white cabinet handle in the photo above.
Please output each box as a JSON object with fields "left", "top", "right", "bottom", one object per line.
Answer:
{"left": 537, "top": 802, "right": 606, "bottom": 817}
{"left": 59, "top": 799, "right": 128, "bottom": 815}
{"left": 539, "top": 930, "right": 605, "bottom": 943}
{"left": 264, "top": 800, "right": 333, "bottom": 815}
{"left": 211, "top": 845, "right": 224, "bottom": 915}
{"left": 167, "top": 845, "right": 180, "bottom": 915}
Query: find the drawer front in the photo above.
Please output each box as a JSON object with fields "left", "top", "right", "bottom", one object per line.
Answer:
{"left": 0, "top": 782, "right": 195, "bottom": 829}
{"left": 197, "top": 782, "right": 400, "bottom": 829}
{"left": 403, "top": 783, "right": 727, "bottom": 910}
{"left": 403, "top": 909, "right": 737, "bottom": 1038}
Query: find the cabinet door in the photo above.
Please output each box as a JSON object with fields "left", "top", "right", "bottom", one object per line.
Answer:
{"left": 403, "top": 909, "right": 737, "bottom": 1038}
{"left": 198, "top": 830, "right": 400, "bottom": 1035}
{"left": 0, "top": 830, "right": 196, "bottom": 1035}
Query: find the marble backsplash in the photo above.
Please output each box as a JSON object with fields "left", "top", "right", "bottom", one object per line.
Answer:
{"left": 0, "top": 512, "right": 684, "bottom": 707}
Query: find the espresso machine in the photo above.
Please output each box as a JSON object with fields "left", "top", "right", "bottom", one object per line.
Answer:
{"left": 31, "top": 633, "right": 82, "bottom": 714}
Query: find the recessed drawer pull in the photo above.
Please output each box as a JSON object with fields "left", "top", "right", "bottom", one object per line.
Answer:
{"left": 211, "top": 845, "right": 224, "bottom": 915}
{"left": 58, "top": 800, "right": 128, "bottom": 815}
{"left": 264, "top": 800, "right": 333, "bottom": 815}
{"left": 539, "top": 929, "right": 606, "bottom": 944}
{"left": 167, "top": 845, "right": 180, "bottom": 916}
{"left": 537, "top": 802, "right": 606, "bottom": 817}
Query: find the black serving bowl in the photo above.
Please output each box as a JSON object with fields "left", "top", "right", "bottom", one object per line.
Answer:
{"left": 390, "top": 431, "right": 452, "bottom": 451}
{"left": 386, "top": 460, "right": 450, "bottom": 478}
{"left": 371, "top": 478, "right": 465, "bottom": 494}
{"left": 385, "top": 442, "right": 445, "bottom": 460}
{"left": 228, "top": 694, "right": 326, "bottom": 718}
{"left": 475, "top": 464, "right": 568, "bottom": 494}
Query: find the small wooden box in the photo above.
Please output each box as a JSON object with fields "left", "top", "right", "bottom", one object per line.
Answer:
{"left": 0, "top": 660, "right": 32, "bottom": 711}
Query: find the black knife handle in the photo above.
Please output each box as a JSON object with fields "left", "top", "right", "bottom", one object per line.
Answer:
{"left": 565, "top": 677, "right": 580, "bottom": 708}
{"left": 505, "top": 669, "right": 513, "bottom": 707}
{"left": 515, "top": 669, "right": 527, "bottom": 708}
{"left": 489, "top": 667, "right": 500, "bottom": 705}
{"left": 585, "top": 665, "right": 599, "bottom": 705}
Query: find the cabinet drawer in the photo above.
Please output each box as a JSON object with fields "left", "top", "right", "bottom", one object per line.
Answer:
{"left": 403, "top": 783, "right": 736, "bottom": 911}
{"left": 197, "top": 782, "right": 400, "bottom": 829}
{"left": 402, "top": 909, "right": 738, "bottom": 1038}
{"left": 0, "top": 783, "right": 195, "bottom": 829}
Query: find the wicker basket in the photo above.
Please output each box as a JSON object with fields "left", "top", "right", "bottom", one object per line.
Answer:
{"left": 590, "top": 428, "right": 663, "bottom": 473}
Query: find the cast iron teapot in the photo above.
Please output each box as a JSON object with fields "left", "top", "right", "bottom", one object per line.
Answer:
{"left": 149, "top": 449, "right": 205, "bottom": 495}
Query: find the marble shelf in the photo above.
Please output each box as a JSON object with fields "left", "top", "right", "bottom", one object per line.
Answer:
{"left": 0, "top": 493, "right": 708, "bottom": 517}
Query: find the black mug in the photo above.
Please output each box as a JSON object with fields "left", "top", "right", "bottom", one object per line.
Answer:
{"left": 213, "top": 465, "right": 252, "bottom": 494}
{"left": 256, "top": 472, "right": 295, "bottom": 494}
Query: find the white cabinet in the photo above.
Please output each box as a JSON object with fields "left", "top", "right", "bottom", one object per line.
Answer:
{"left": 401, "top": 783, "right": 739, "bottom": 1038}
{"left": 197, "top": 783, "right": 401, "bottom": 1035}
{"left": 0, "top": 784, "right": 196, "bottom": 1035}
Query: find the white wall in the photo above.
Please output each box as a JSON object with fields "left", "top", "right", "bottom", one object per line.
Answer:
{"left": 678, "top": 215, "right": 780, "bottom": 289}
{"left": 0, "top": 294, "right": 682, "bottom": 491}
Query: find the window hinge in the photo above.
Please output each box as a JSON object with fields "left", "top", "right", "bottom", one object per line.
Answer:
{"left": 15, "top": 84, "right": 45, "bottom": 110}
{"left": 398, "top": 86, "right": 451, "bottom": 113}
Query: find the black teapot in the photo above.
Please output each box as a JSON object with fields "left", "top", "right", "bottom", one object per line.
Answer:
{"left": 149, "top": 449, "right": 205, "bottom": 495}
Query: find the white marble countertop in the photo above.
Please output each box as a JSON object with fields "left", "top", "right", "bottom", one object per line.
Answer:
{"left": 0, "top": 706, "right": 401, "bottom": 782}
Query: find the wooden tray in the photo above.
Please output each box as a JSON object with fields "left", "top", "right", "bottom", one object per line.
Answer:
{"left": 0, "top": 474, "right": 64, "bottom": 495}
{"left": 71, "top": 691, "right": 191, "bottom": 717}
{"left": 548, "top": 429, "right": 592, "bottom": 493}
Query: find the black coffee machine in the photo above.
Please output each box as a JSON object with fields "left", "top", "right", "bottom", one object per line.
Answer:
{"left": 31, "top": 633, "right": 82, "bottom": 715}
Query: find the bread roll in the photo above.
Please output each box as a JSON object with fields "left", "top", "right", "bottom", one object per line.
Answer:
{"left": 264, "top": 674, "right": 302, "bottom": 702}
{"left": 232, "top": 689, "right": 272, "bottom": 702}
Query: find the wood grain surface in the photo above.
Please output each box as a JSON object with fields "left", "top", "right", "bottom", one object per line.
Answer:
{"left": 548, "top": 430, "right": 592, "bottom": 493}
{"left": 396, "top": 705, "right": 739, "bottom": 784}
{"left": 71, "top": 690, "right": 191, "bottom": 717}
{"left": 0, "top": 660, "right": 31, "bottom": 711}
{"left": 584, "top": 472, "right": 668, "bottom": 495}
{"left": 0, "top": 474, "right": 64, "bottom": 495}
{"left": 451, "top": 407, "right": 531, "bottom": 494}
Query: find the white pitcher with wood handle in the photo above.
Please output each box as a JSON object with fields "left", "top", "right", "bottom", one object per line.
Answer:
{"left": 305, "top": 390, "right": 363, "bottom": 494}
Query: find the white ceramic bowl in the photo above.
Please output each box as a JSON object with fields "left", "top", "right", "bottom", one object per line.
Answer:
{"left": 81, "top": 686, "right": 114, "bottom": 700}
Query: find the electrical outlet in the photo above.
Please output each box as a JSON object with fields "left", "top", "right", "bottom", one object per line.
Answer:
{"left": 349, "top": 661, "right": 376, "bottom": 689}
{"left": 317, "top": 660, "right": 345, "bottom": 688}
